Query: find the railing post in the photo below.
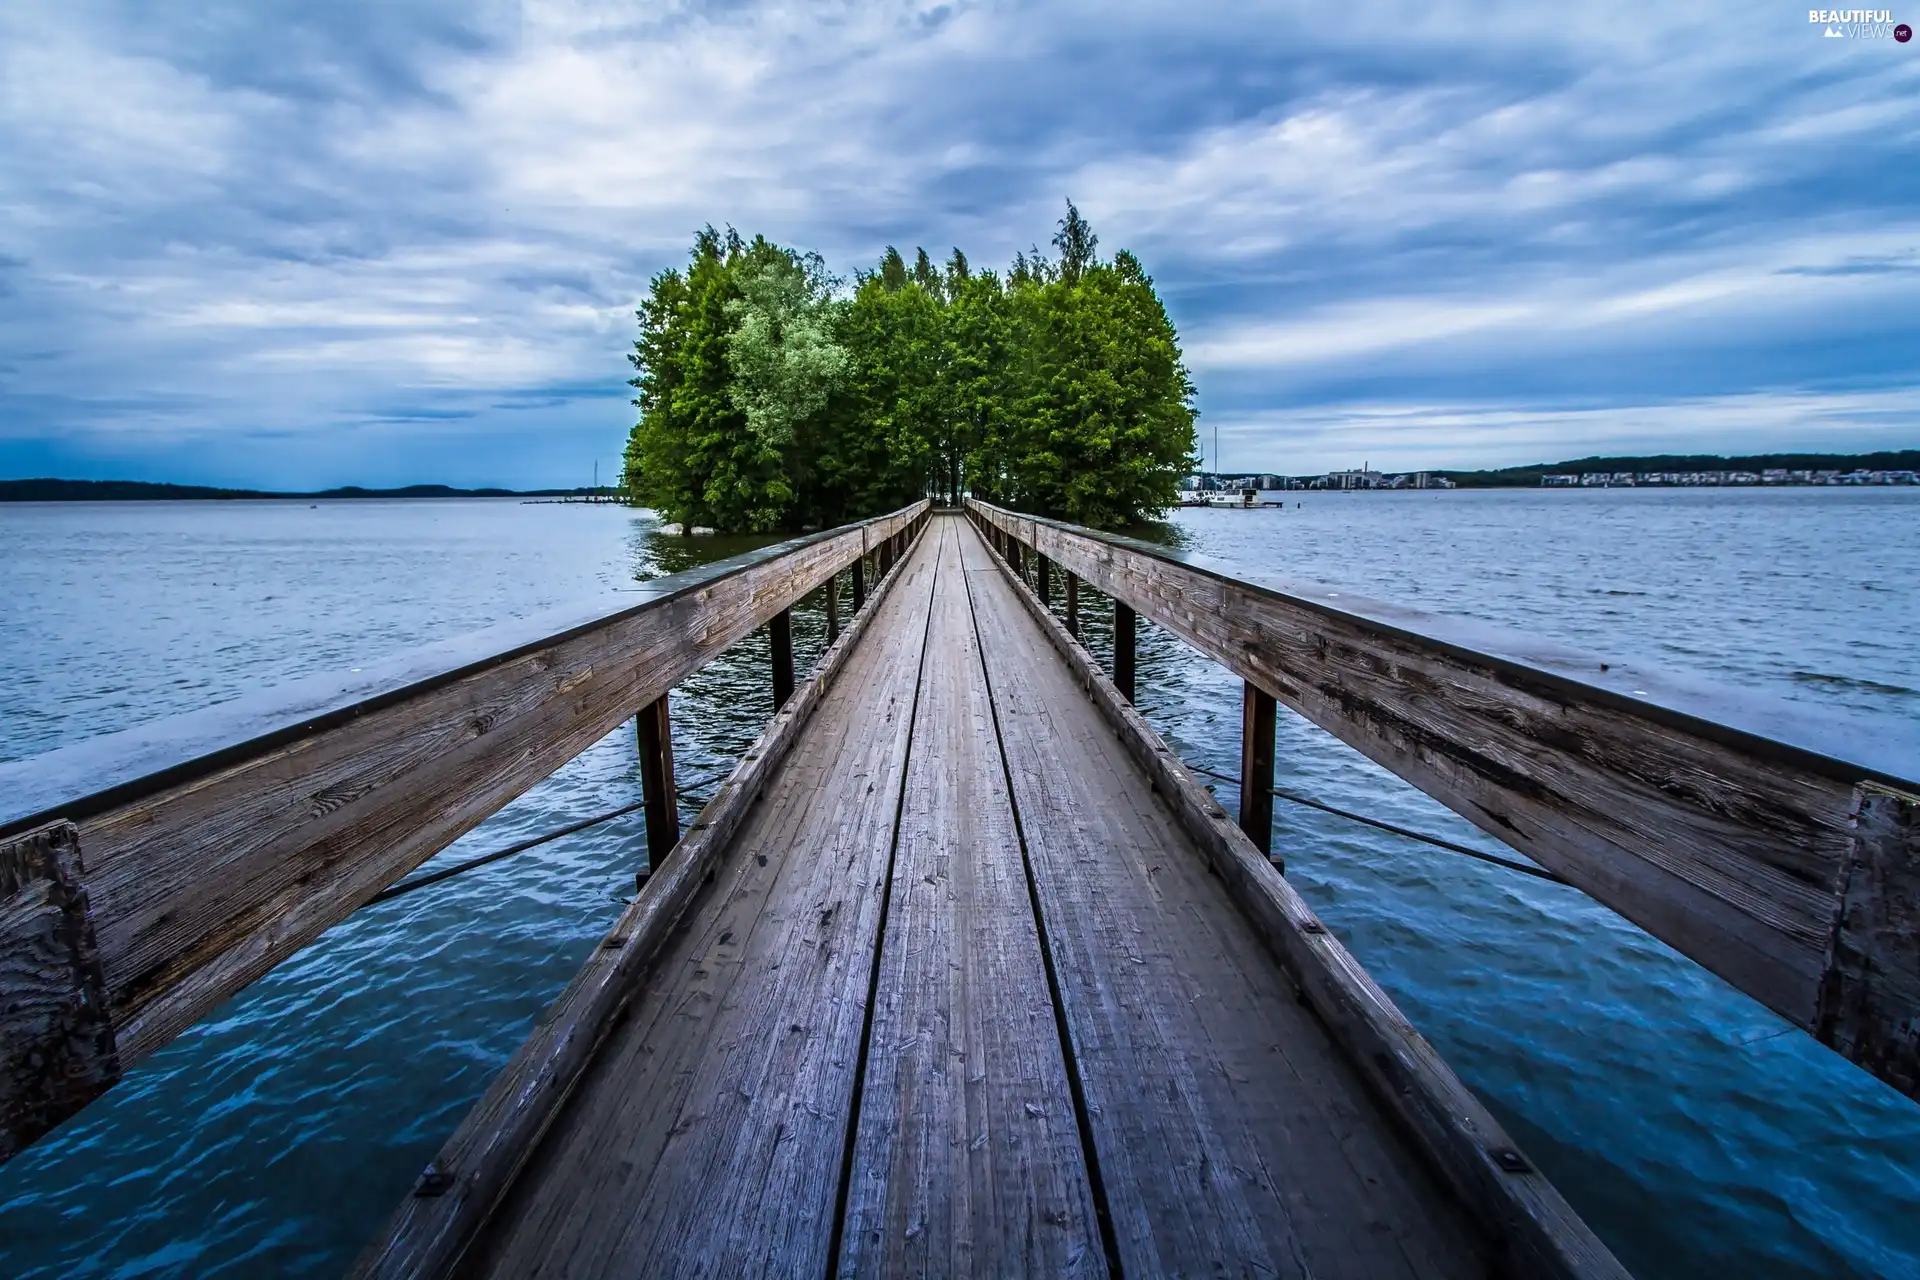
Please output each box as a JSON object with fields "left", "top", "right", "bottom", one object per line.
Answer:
{"left": 826, "top": 572, "right": 840, "bottom": 643}
{"left": 635, "top": 694, "right": 679, "bottom": 874}
{"left": 1240, "top": 682, "right": 1278, "bottom": 862}
{"left": 770, "top": 609, "right": 795, "bottom": 710}
{"left": 851, "top": 554, "right": 866, "bottom": 611}
{"left": 1114, "top": 601, "right": 1136, "bottom": 702}
{"left": 1065, "top": 574, "right": 1080, "bottom": 639}
{"left": 1037, "top": 554, "right": 1051, "bottom": 605}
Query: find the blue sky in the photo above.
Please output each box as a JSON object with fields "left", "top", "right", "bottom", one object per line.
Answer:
{"left": 2, "top": 1, "right": 1916, "bottom": 487}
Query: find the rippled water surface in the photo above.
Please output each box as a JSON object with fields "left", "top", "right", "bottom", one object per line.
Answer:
{"left": 1, "top": 491, "right": 1917, "bottom": 1278}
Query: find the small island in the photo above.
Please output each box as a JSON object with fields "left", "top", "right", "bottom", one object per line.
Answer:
{"left": 622, "top": 203, "right": 1198, "bottom": 534}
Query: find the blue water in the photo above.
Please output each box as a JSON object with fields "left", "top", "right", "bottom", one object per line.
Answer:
{"left": 1, "top": 490, "right": 1916, "bottom": 1278}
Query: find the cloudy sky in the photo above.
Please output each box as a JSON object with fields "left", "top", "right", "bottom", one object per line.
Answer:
{"left": 2, "top": 1, "right": 1916, "bottom": 487}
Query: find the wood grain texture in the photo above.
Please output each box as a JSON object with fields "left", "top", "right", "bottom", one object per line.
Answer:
{"left": 353, "top": 511, "right": 935, "bottom": 1279}
{"left": 635, "top": 695, "right": 678, "bottom": 867}
{"left": 838, "top": 517, "right": 1105, "bottom": 1278}
{"left": 965, "top": 512, "right": 1627, "bottom": 1280}
{"left": 439, "top": 519, "right": 944, "bottom": 1280}
{"left": 2, "top": 502, "right": 926, "bottom": 1126}
{"left": 967, "top": 499, "right": 1920, "bottom": 1101}
{"left": 0, "top": 822, "right": 119, "bottom": 1164}
{"left": 1241, "top": 681, "right": 1277, "bottom": 859}
{"left": 1816, "top": 784, "right": 1920, "bottom": 1094}
{"left": 958, "top": 519, "right": 1496, "bottom": 1280}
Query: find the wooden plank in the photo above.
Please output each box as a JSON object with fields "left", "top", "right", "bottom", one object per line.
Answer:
{"left": 1815, "top": 784, "right": 1920, "bottom": 1093}
{"left": 0, "top": 822, "right": 119, "bottom": 1161}
{"left": 0, "top": 502, "right": 925, "bottom": 1148}
{"left": 771, "top": 607, "right": 796, "bottom": 710}
{"left": 1113, "top": 599, "right": 1136, "bottom": 702}
{"left": 964, "top": 514, "right": 1626, "bottom": 1279}
{"left": 957, "top": 519, "right": 1496, "bottom": 1280}
{"left": 353, "top": 511, "right": 937, "bottom": 1279}
{"left": 1241, "top": 681, "right": 1278, "bottom": 860}
{"left": 839, "top": 517, "right": 1105, "bottom": 1277}
{"left": 635, "top": 695, "right": 678, "bottom": 869}
{"left": 966, "top": 499, "right": 1920, "bottom": 1101}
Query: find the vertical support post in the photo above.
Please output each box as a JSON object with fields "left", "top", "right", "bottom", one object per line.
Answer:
{"left": 1010, "top": 540, "right": 1023, "bottom": 579}
{"left": 826, "top": 572, "right": 840, "bottom": 643}
{"left": 1037, "top": 554, "right": 1051, "bottom": 606}
{"left": 1239, "top": 682, "right": 1277, "bottom": 861}
{"left": 0, "top": 821, "right": 119, "bottom": 1163}
{"left": 880, "top": 539, "right": 893, "bottom": 579}
{"left": 1114, "top": 600, "right": 1136, "bottom": 703}
{"left": 635, "top": 694, "right": 679, "bottom": 870}
{"left": 1814, "top": 783, "right": 1920, "bottom": 1095}
{"left": 770, "top": 609, "right": 795, "bottom": 710}
{"left": 1065, "top": 574, "right": 1080, "bottom": 639}
{"left": 851, "top": 555, "right": 866, "bottom": 611}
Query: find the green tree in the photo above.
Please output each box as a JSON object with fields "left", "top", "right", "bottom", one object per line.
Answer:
{"left": 624, "top": 226, "right": 752, "bottom": 531}
{"left": 944, "top": 247, "right": 970, "bottom": 295}
{"left": 1052, "top": 199, "right": 1098, "bottom": 285}
{"left": 725, "top": 245, "right": 848, "bottom": 529}
{"left": 911, "top": 246, "right": 941, "bottom": 299}
{"left": 623, "top": 208, "right": 1195, "bottom": 533}
{"left": 878, "top": 245, "right": 909, "bottom": 292}
{"left": 942, "top": 267, "right": 1010, "bottom": 506}
{"left": 990, "top": 209, "right": 1196, "bottom": 525}
{"left": 818, "top": 262, "right": 943, "bottom": 519}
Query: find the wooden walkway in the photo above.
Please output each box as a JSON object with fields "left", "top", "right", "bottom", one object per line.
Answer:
{"left": 452, "top": 514, "right": 1493, "bottom": 1277}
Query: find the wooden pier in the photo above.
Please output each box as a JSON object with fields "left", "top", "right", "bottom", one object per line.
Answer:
{"left": 4, "top": 500, "right": 1916, "bottom": 1277}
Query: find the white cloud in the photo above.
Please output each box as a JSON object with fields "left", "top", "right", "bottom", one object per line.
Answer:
{"left": 1207, "top": 388, "right": 1920, "bottom": 475}
{"left": 1, "top": 0, "right": 1916, "bottom": 484}
{"left": 1186, "top": 229, "right": 1920, "bottom": 370}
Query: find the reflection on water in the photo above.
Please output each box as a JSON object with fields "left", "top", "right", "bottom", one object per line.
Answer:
{"left": 0, "top": 492, "right": 1916, "bottom": 1279}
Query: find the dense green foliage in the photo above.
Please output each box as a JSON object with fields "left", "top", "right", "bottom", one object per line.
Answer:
{"left": 623, "top": 205, "right": 1197, "bottom": 531}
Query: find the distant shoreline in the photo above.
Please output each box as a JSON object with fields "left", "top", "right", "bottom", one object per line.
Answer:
{"left": 1192, "top": 448, "right": 1920, "bottom": 491}
{"left": 0, "top": 479, "right": 613, "bottom": 503}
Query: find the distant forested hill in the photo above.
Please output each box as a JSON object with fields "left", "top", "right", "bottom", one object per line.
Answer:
{"left": 0, "top": 479, "right": 594, "bottom": 501}
{"left": 1438, "top": 450, "right": 1920, "bottom": 487}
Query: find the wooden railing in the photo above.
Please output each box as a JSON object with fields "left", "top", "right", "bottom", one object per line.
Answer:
{"left": 966, "top": 498, "right": 1920, "bottom": 1102}
{"left": 0, "top": 500, "right": 931, "bottom": 1164}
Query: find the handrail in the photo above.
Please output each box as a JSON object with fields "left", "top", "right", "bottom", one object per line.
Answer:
{"left": 0, "top": 499, "right": 930, "bottom": 1165}
{"left": 965, "top": 498, "right": 1920, "bottom": 1102}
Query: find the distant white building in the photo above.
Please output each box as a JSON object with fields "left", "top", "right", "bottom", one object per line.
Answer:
{"left": 1324, "top": 468, "right": 1385, "bottom": 490}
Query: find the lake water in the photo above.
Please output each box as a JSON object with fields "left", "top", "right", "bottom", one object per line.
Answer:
{"left": 1, "top": 490, "right": 1916, "bottom": 1278}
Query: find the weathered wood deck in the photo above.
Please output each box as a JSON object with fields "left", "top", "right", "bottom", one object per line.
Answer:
{"left": 358, "top": 513, "right": 1611, "bottom": 1277}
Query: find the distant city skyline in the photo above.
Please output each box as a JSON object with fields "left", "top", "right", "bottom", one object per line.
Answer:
{"left": 2, "top": 3, "right": 1915, "bottom": 488}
